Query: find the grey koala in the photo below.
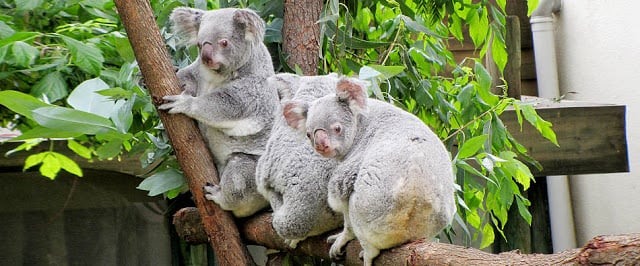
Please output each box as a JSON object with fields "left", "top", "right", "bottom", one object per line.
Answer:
{"left": 283, "top": 77, "right": 457, "bottom": 266}
{"left": 256, "top": 73, "right": 343, "bottom": 248}
{"left": 159, "top": 7, "right": 277, "bottom": 217}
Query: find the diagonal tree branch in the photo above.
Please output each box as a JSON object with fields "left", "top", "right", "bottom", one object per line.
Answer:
{"left": 113, "top": 1, "right": 253, "bottom": 264}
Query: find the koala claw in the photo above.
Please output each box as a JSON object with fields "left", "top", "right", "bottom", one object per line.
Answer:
{"left": 204, "top": 184, "right": 222, "bottom": 201}
{"left": 158, "top": 93, "right": 192, "bottom": 114}
{"left": 328, "top": 233, "right": 347, "bottom": 260}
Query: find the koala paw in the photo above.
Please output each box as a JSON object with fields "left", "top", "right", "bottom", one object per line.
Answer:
{"left": 328, "top": 232, "right": 348, "bottom": 260}
{"left": 158, "top": 93, "right": 193, "bottom": 114}
{"left": 204, "top": 183, "right": 223, "bottom": 203}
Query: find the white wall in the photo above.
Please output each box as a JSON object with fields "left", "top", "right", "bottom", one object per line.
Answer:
{"left": 554, "top": 1, "right": 640, "bottom": 245}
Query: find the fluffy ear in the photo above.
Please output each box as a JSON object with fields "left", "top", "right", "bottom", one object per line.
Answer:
{"left": 233, "top": 9, "right": 265, "bottom": 43}
{"left": 336, "top": 77, "right": 368, "bottom": 113}
{"left": 268, "top": 73, "right": 300, "bottom": 101}
{"left": 169, "top": 7, "right": 204, "bottom": 46}
{"left": 282, "top": 100, "right": 309, "bottom": 131}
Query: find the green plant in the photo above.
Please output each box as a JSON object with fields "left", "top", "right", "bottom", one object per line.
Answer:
{"left": 0, "top": 0, "right": 548, "bottom": 249}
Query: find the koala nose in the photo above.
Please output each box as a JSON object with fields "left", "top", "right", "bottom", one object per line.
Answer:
{"left": 313, "top": 129, "right": 331, "bottom": 154}
{"left": 200, "top": 42, "right": 220, "bottom": 70}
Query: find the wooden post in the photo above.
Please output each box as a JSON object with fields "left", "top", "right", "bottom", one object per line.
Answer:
{"left": 504, "top": 15, "right": 522, "bottom": 99}
{"left": 112, "top": 1, "right": 254, "bottom": 265}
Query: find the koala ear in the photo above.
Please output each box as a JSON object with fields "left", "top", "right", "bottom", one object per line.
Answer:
{"left": 336, "top": 77, "right": 368, "bottom": 113}
{"left": 233, "top": 9, "right": 265, "bottom": 43}
{"left": 282, "top": 100, "right": 309, "bottom": 131}
{"left": 170, "top": 7, "right": 204, "bottom": 46}
{"left": 268, "top": 73, "right": 300, "bottom": 101}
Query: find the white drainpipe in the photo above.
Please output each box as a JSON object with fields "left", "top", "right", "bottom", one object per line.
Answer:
{"left": 530, "top": 0, "right": 577, "bottom": 253}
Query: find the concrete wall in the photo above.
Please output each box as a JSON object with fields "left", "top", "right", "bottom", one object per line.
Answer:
{"left": 554, "top": 1, "right": 640, "bottom": 245}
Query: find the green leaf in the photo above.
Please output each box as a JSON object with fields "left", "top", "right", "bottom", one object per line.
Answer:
{"left": 95, "top": 137, "right": 126, "bottom": 159}
{"left": 457, "top": 135, "right": 489, "bottom": 159}
{"left": 67, "top": 78, "right": 115, "bottom": 118}
{"left": 32, "top": 71, "right": 69, "bottom": 103}
{"left": 40, "top": 152, "right": 61, "bottom": 179}
{"left": 68, "top": 140, "right": 92, "bottom": 159}
{"left": 60, "top": 35, "right": 104, "bottom": 75}
{"left": 322, "top": 21, "right": 389, "bottom": 49}
{"left": 491, "top": 32, "right": 508, "bottom": 72}
{"left": 367, "top": 65, "right": 405, "bottom": 79}
{"left": 0, "top": 32, "right": 39, "bottom": 47}
{"left": 10, "top": 126, "right": 84, "bottom": 140}
{"left": 520, "top": 104, "right": 559, "bottom": 146}
{"left": 16, "top": 0, "right": 44, "bottom": 11}
{"left": 516, "top": 195, "right": 533, "bottom": 225}
{"left": 0, "top": 21, "right": 15, "bottom": 39}
{"left": 468, "top": 9, "right": 489, "bottom": 47}
{"left": 111, "top": 96, "right": 134, "bottom": 133}
{"left": 137, "top": 168, "right": 186, "bottom": 197}
{"left": 11, "top": 41, "right": 39, "bottom": 67}
{"left": 24, "top": 152, "right": 46, "bottom": 171}
{"left": 527, "top": 0, "right": 540, "bottom": 16}
{"left": 398, "top": 15, "right": 445, "bottom": 38}
{"left": 52, "top": 152, "right": 83, "bottom": 177}
{"left": 0, "top": 90, "right": 51, "bottom": 120}
{"left": 32, "top": 106, "right": 118, "bottom": 135}
{"left": 480, "top": 223, "right": 496, "bottom": 249}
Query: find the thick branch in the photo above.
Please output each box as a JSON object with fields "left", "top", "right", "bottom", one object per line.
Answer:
{"left": 175, "top": 207, "right": 640, "bottom": 265}
{"left": 283, "top": 0, "right": 322, "bottom": 75}
{"left": 113, "top": 1, "right": 253, "bottom": 265}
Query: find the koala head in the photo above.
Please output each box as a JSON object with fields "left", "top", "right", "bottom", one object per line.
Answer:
{"left": 283, "top": 77, "right": 368, "bottom": 159}
{"left": 170, "top": 7, "right": 265, "bottom": 75}
{"left": 267, "top": 73, "right": 340, "bottom": 102}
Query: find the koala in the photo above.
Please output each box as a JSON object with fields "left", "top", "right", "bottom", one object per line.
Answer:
{"left": 159, "top": 7, "right": 277, "bottom": 217}
{"left": 255, "top": 73, "right": 343, "bottom": 249}
{"left": 283, "top": 78, "right": 457, "bottom": 266}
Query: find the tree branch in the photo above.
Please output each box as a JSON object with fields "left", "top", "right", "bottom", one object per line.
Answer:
{"left": 113, "top": 1, "right": 253, "bottom": 264}
{"left": 174, "top": 207, "right": 640, "bottom": 265}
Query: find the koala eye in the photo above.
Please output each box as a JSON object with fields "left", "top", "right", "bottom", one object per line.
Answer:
{"left": 218, "top": 39, "right": 229, "bottom": 48}
{"left": 332, "top": 124, "right": 342, "bottom": 134}
{"left": 306, "top": 132, "right": 312, "bottom": 140}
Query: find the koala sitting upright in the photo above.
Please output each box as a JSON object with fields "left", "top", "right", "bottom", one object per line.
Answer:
{"left": 283, "top": 78, "right": 457, "bottom": 266}
{"left": 256, "top": 73, "right": 343, "bottom": 248}
{"left": 159, "top": 7, "right": 277, "bottom": 217}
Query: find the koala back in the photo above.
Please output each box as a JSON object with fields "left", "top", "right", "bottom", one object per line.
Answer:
{"left": 256, "top": 73, "right": 343, "bottom": 241}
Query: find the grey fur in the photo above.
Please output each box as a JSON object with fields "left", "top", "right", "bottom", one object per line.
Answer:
{"left": 256, "top": 73, "right": 342, "bottom": 248}
{"left": 159, "top": 7, "right": 276, "bottom": 217}
{"left": 283, "top": 77, "right": 457, "bottom": 266}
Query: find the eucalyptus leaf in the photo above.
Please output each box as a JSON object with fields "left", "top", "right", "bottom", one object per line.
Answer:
{"left": 67, "top": 78, "right": 115, "bottom": 118}
{"left": 137, "top": 168, "right": 186, "bottom": 197}
{"left": 32, "top": 106, "right": 118, "bottom": 135}
{"left": 0, "top": 90, "right": 51, "bottom": 120}
{"left": 32, "top": 71, "right": 69, "bottom": 103}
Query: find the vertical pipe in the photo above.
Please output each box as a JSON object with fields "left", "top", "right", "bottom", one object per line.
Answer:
{"left": 530, "top": 1, "right": 578, "bottom": 253}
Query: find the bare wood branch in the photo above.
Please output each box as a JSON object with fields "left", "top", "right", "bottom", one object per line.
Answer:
{"left": 112, "top": 1, "right": 253, "bottom": 264}
{"left": 283, "top": 0, "right": 322, "bottom": 75}
{"left": 176, "top": 207, "right": 640, "bottom": 265}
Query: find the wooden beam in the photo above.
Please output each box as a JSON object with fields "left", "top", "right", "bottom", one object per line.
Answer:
{"left": 502, "top": 97, "right": 628, "bottom": 176}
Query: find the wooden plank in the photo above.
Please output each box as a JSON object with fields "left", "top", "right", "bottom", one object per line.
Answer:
{"left": 501, "top": 97, "right": 628, "bottom": 176}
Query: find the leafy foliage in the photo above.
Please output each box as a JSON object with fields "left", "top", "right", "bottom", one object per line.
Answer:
{"left": 0, "top": 0, "right": 550, "bottom": 249}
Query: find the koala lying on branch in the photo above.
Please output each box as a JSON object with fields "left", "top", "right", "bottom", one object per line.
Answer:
{"left": 283, "top": 77, "right": 457, "bottom": 266}
{"left": 159, "top": 7, "right": 277, "bottom": 217}
{"left": 256, "top": 73, "right": 343, "bottom": 248}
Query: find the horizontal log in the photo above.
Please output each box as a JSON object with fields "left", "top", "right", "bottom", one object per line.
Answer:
{"left": 501, "top": 96, "right": 628, "bottom": 176}
{"left": 175, "top": 207, "right": 640, "bottom": 265}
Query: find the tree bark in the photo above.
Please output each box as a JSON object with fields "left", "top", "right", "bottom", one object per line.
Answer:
{"left": 283, "top": 0, "right": 322, "bottom": 75}
{"left": 175, "top": 207, "right": 640, "bottom": 265}
{"left": 113, "top": 1, "right": 254, "bottom": 265}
